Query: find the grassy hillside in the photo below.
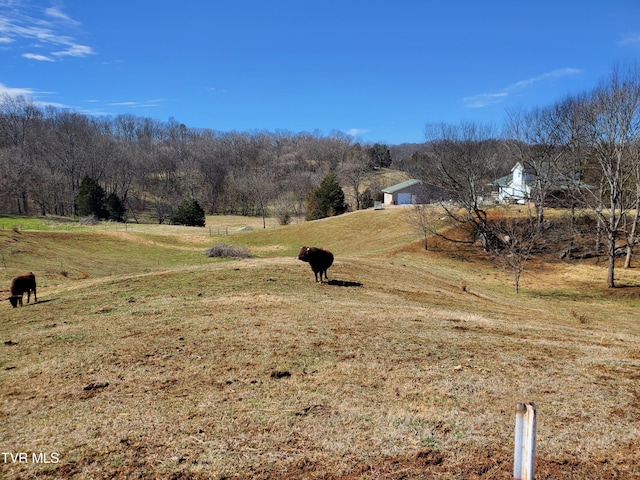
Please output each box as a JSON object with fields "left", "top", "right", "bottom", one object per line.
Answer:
{"left": 0, "top": 209, "right": 639, "bottom": 479}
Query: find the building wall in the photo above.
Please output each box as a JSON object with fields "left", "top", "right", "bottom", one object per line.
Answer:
{"left": 383, "top": 183, "right": 426, "bottom": 205}
{"left": 498, "top": 164, "right": 530, "bottom": 203}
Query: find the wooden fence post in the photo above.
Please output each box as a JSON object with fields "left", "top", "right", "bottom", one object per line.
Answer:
{"left": 513, "top": 402, "right": 536, "bottom": 480}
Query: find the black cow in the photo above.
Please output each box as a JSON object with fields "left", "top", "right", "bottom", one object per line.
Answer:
{"left": 298, "top": 246, "right": 334, "bottom": 283}
{"left": 8, "top": 272, "right": 37, "bottom": 308}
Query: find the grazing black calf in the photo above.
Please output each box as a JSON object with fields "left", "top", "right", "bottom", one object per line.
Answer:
{"left": 8, "top": 272, "right": 37, "bottom": 308}
{"left": 297, "top": 246, "right": 334, "bottom": 283}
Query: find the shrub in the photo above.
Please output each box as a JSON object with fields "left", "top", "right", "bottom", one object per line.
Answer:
{"left": 205, "top": 244, "right": 250, "bottom": 259}
{"left": 274, "top": 193, "right": 296, "bottom": 225}
{"left": 79, "top": 215, "right": 98, "bottom": 226}
{"left": 277, "top": 211, "right": 292, "bottom": 226}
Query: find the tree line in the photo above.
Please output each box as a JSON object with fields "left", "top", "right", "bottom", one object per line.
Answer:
{"left": 0, "top": 99, "right": 392, "bottom": 223}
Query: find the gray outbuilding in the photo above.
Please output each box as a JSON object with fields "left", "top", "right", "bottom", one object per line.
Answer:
{"left": 382, "top": 179, "right": 424, "bottom": 205}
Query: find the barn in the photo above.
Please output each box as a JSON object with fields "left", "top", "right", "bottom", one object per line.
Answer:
{"left": 382, "top": 179, "right": 424, "bottom": 205}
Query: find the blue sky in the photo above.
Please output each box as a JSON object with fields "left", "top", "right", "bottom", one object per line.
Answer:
{"left": 1, "top": 1, "right": 640, "bottom": 145}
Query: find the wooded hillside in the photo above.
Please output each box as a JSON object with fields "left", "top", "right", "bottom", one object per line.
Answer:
{"left": 0, "top": 95, "right": 401, "bottom": 221}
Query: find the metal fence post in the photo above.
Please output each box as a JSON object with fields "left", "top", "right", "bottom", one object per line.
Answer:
{"left": 513, "top": 402, "right": 536, "bottom": 480}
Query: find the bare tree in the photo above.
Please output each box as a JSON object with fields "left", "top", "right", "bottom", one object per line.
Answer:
{"left": 624, "top": 141, "right": 640, "bottom": 268}
{"left": 414, "top": 122, "right": 547, "bottom": 292}
{"left": 191, "top": 129, "right": 227, "bottom": 213}
{"left": 419, "top": 121, "right": 501, "bottom": 244}
{"left": 43, "top": 108, "right": 98, "bottom": 215}
{"left": 246, "top": 169, "right": 277, "bottom": 228}
{"left": 504, "top": 104, "right": 565, "bottom": 224}
{"left": 0, "top": 95, "right": 42, "bottom": 213}
{"left": 485, "top": 207, "right": 542, "bottom": 293}
{"left": 404, "top": 204, "right": 436, "bottom": 250}
{"left": 339, "top": 143, "right": 371, "bottom": 210}
{"left": 578, "top": 65, "right": 640, "bottom": 287}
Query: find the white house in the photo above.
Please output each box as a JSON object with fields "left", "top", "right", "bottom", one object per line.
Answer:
{"left": 494, "top": 162, "right": 532, "bottom": 204}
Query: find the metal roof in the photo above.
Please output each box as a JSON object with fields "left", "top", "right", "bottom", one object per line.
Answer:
{"left": 381, "top": 179, "right": 422, "bottom": 193}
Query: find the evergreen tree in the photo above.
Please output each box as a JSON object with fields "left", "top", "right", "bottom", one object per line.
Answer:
{"left": 105, "top": 193, "right": 125, "bottom": 222}
{"left": 173, "top": 198, "right": 206, "bottom": 226}
{"left": 77, "top": 176, "right": 107, "bottom": 219}
{"left": 366, "top": 143, "right": 392, "bottom": 169}
{"left": 305, "top": 173, "right": 347, "bottom": 220}
{"left": 305, "top": 188, "right": 324, "bottom": 221}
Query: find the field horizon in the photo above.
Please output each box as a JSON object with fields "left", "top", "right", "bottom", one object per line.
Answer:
{"left": 1, "top": 207, "right": 639, "bottom": 479}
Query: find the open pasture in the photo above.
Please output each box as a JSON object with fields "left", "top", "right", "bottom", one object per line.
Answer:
{"left": 1, "top": 208, "right": 639, "bottom": 479}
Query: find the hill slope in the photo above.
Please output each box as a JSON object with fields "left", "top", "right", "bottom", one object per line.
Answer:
{"left": 0, "top": 209, "right": 639, "bottom": 479}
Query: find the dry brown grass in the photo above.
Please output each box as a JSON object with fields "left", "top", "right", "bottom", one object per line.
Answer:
{"left": 0, "top": 208, "right": 639, "bottom": 479}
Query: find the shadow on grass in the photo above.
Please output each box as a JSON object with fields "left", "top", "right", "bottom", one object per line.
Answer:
{"left": 33, "top": 299, "right": 55, "bottom": 305}
{"left": 327, "top": 279, "right": 363, "bottom": 287}
{"left": 6, "top": 299, "right": 56, "bottom": 307}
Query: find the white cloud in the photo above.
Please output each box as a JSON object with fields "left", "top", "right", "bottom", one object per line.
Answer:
{"left": 22, "top": 52, "right": 55, "bottom": 61}
{"left": 34, "top": 100, "right": 70, "bottom": 109}
{"left": 510, "top": 68, "right": 582, "bottom": 90}
{"left": 207, "top": 86, "right": 228, "bottom": 94}
{"left": 52, "top": 44, "right": 95, "bottom": 57}
{"left": 463, "top": 68, "right": 582, "bottom": 108}
{"left": 108, "top": 99, "right": 163, "bottom": 109}
{"left": 0, "top": 3, "right": 94, "bottom": 59}
{"left": 346, "top": 128, "right": 369, "bottom": 137}
{"left": 45, "top": 7, "right": 79, "bottom": 25}
{"left": 0, "top": 82, "right": 37, "bottom": 97}
{"left": 0, "top": 83, "right": 73, "bottom": 109}
{"left": 462, "top": 92, "right": 508, "bottom": 109}
{"left": 618, "top": 33, "right": 640, "bottom": 49}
